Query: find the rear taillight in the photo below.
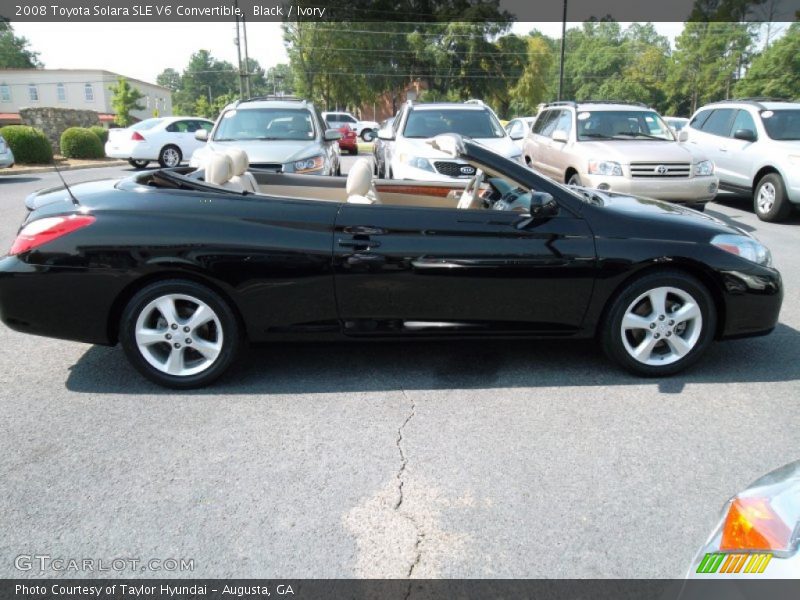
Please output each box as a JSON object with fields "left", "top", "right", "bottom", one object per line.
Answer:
{"left": 131, "top": 131, "right": 145, "bottom": 141}
{"left": 9, "top": 215, "right": 95, "bottom": 256}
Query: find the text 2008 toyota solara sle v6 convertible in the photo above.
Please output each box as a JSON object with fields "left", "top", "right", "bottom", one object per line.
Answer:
{"left": 0, "top": 137, "right": 783, "bottom": 388}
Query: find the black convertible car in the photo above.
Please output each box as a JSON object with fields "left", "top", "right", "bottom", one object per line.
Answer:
{"left": 0, "top": 136, "right": 783, "bottom": 388}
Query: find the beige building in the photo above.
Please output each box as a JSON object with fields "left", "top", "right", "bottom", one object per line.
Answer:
{"left": 0, "top": 68, "right": 172, "bottom": 125}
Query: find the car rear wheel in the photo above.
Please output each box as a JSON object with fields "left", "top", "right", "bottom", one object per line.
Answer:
{"left": 361, "top": 129, "right": 375, "bottom": 142}
{"left": 158, "top": 145, "right": 182, "bottom": 168}
{"left": 602, "top": 271, "right": 716, "bottom": 376}
{"left": 119, "top": 280, "right": 242, "bottom": 388}
{"left": 128, "top": 159, "right": 149, "bottom": 169}
{"left": 754, "top": 173, "right": 791, "bottom": 222}
{"left": 567, "top": 172, "right": 582, "bottom": 186}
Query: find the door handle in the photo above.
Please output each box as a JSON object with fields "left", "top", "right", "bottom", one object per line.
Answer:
{"left": 338, "top": 238, "right": 381, "bottom": 248}
{"left": 347, "top": 253, "right": 386, "bottom": 266}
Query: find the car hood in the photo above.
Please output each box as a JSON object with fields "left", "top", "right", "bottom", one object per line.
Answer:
{"left": 586, "top": 187, "right": 745, "bottom": 236}
{"left": 399, "top": 136, "right": 518, "bottom": 159}
{"left": 191, "top": 140, "right": 322, "bottom": 165}
{"left": 578, "top": 140, "right": 707, "bottom": 163}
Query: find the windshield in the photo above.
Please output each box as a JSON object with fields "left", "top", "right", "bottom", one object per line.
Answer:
{"left": 131, "top": 118, "right": 163, "bottom": 131}
{"left": 403, "top": 109, "right": 506, "bottom": 139}
{"left": 577, "top": 110, "right": 675, "bottom": 141}
{"left": 760, "top": 109, "right": 800, "bottom": 141}
{"left": 213, "top": 108, "right": 316, "bottom": 141}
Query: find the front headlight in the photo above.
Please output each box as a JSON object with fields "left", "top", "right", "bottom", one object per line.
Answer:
{"left": 588, "top": 160, "right": 623, "bottom": 176}
{"left": 293, "top": 155, "right": 325, "bottom": 173}
{"left": 399, "top": 154, "right": 435, "bottom": 172}
{"left": 695, "top": 160, "right": 714, "bottom": 176}
{"left": 711, "top": 234, "right": 772, "bottom": 267}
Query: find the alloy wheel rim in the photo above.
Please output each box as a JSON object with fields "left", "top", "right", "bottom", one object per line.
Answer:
{"left": 620, "top": 286, "right": 703, "bottom": 366}
{"left": 757, "top": 182, "right": 776, "bottom": 213}
{"left": 163, "top": 148, "right": 180, "bottom": 166}
{"left": 134, "top": 294, "right": 223, "bottom": 377}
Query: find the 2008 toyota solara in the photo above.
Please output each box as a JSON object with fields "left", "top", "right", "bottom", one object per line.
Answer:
{"left": 0, "top": 136, "right": 783, "bottom": 388}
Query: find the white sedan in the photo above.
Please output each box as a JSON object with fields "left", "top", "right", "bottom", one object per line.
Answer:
{"left": 105, "top": 117, "right": 214, "bottom": 169}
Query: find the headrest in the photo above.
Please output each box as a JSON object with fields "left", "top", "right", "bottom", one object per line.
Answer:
{"left": 346, "top": 158, "right": 373, "bottom": 196}
{"left": 205, "top": 153, "right": 233, "bottom": 186}
{"left": 225, "top": 148, "right": 249, "bottom": 176}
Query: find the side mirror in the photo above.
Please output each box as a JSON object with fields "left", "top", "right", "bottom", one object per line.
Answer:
{"left": 510, "top": 130, "right": 524, "bottom": 141}
{"left": 515, "top": 192, "right": 558, "bottom": 228}
{"left": 551, "top": 130, "right": 568, "bottom": 143}
{"left": 324, "top": 128, "right": 342, "bottom": 141}
{"left": 733, "top": 128, "right": 757, "bottom": 142}
{"left": 195, "top": 129, "right": 209, "bottom": 141}
{"left": 677, "top": 130, "right": 689, "bottom": 142}
{"left": 378, "top": 129, "right": 394, "bottom": 141}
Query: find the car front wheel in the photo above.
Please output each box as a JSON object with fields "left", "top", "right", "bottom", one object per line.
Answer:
{"left": 754, "top": 173, "right": 791, "bottom": 222}
{"left": 158, "top": 145, "right": 182, "bottom": 168}
{"left": 602, "top": 271, "right": 716, "bottom": 376}
{"left": 361, "top": 129, "right": 375, "bottom": 142}
{"left": 119, "top": 280, "right": 242, "bottom": 388}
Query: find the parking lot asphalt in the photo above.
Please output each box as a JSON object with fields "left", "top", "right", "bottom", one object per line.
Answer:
{"left": 1, "top": 160, "right": 799, "bottom": 579}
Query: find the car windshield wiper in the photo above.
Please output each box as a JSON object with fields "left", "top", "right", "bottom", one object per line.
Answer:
{"left": 579, "top": 133, "right": 615, "bottom": 140}
{"left": 614, "top": 132, "right": 670, "bottom": 140}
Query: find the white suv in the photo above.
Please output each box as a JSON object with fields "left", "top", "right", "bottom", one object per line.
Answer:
{"left": 322, "top": 111, "right": 379, "bottom": 142}
{"left": 380, "top": 100, "right": 521, "bottom": 181}
{"left": 522, "top": 102, "right": 718, "bottom": 209}
{"left": 684, "top": 99, "right": 800, "bottom": 222}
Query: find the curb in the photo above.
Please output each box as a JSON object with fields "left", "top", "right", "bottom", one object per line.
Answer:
{"left": 1, "top": 160, "right": 128, "bottom": 176}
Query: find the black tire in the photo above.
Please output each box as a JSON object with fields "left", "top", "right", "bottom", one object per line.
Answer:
{"left": 754, "top": 173, "right": 791, "bottom": 222}
{"left": 567, "top": 172, "right": 581, "bottom": 186}
{"left": 601, "top": 270, "right": 716, "bottom": 377}
{"left": 158, "top": 145, "right": 182, "bottom": 168}
{"left": 361, "top": 129, "right": 375, "bottom": 142}
{"left": 119, "top": 279, "right": 243, "bottom": 389}
{"left": 351, "top": 146, "right": 359, "bottom": 155}
{"left": 128, "top": 159, "right": 149, "bottom": 169}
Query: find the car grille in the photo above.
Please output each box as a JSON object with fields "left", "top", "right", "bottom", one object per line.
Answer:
{"left": 433, "top": 161, "right": 475, "bottom": 178}
{"left": 630, "top": 162, "right": 691, "bottom": 178}
{"left": 249, "top": 163, "right": 283, "bottom": 172}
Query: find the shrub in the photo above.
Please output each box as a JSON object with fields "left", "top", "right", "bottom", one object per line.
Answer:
{"left": 89, "top": 125, "right": 108, "bottom": 145}
{"left": 0, "top": 125, "right": 53, "bottom": 164}
{"left": 60, "top": 127, "right": 104, "bottom": 159}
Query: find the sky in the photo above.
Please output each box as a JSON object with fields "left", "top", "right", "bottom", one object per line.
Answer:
{"left": 10, "top": 21, "right": 714, "bottom": 85}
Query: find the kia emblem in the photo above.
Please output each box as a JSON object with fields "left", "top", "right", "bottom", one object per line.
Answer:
{"left": 460, "top": 165, "right": 475, "bottom": 175}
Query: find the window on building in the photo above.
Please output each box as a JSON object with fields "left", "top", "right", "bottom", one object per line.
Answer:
{"left": 84, "top": 83, "right": 94, "bottom": 102}
{"left": 57, "top": 83, "right": 66, "bottom": 102}
{"left": 0, "top": 84, "right": 10, "bottom": 103}
{"left": 28, "top": 84, "right": 39, "bottom": 102}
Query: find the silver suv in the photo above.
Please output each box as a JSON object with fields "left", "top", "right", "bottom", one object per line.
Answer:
{"left": 190, "top": 97, "right": 342, "bottom": 175}
{"left": 684, "top": 99, "right": 800, "bottom": 222}
{"left": 522, "top": 101, "right": 718, "bottom": 209}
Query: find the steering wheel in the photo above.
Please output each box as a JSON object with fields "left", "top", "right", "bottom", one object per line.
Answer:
{"left": 457, "top": 169, "right": 484, "bottom": 209}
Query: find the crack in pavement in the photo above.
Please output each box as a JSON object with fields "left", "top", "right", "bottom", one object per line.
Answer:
{"left": 396, "top": 388, "right": 424, "bottom": 579}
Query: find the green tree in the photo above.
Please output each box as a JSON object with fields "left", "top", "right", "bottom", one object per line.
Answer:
{"left": 156, "top": 68, "right": 181, "bottom": 92}
{"left": 265, "top": 63, "right": 295, "bottom": 96}
{"left": 109, "top": 77, "right": 145, "bottom": 127}
{"left": 172, "top": 50, "right": 238, "bottom": 114}
{"left": 735, "top": 21, "right": 800, "bottom": 98}
{"left": 509, "top": 35, "right": 554, "bottom": 115}
{"left": 0, "top": 20, "right": 41, "bottom": 68}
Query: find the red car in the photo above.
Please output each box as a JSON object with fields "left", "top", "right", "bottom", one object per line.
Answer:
{"left": 336, "top": 124, "right": 358, "bottom": 155}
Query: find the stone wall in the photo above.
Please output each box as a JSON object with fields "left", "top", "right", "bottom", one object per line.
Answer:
{"left": 19, "top": 107, "right": 101, "bottom": 154}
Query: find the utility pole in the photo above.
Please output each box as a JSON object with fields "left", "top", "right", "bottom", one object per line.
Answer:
{"left": 242, "top": 14, "right": 252, "bottom": 98}
{"left": 558, "top": 0, "right": 567, "bottom": 101}
{"left": 234, "top": 1, "right": 244, "bottom": 98}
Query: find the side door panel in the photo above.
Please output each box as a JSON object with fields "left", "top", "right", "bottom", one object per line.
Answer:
{"left": 332, "top": 204, "right": 597, "bottom": 335}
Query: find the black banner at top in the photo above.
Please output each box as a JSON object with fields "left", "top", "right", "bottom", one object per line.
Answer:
{"left": 2, "top": 0, "right": 800, "bottom": 22}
